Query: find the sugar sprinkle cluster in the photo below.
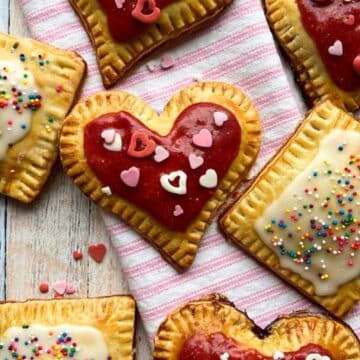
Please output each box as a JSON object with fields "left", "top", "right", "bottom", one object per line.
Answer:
{"left": 263, "top": 145, "right": 360, "bottom": 281}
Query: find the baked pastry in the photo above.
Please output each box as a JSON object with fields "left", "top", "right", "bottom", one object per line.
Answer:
{"left": 60, "top": 82, "right": 262, "bottom": 271}
{"left": 69, "top": 0, "right": 232, "bottom": 88}
{"left": 0, "top": 32, "right": 86, "bottom": 203}
{"left": 264, "top": 0, "right": 360, "bottom": 111}
{"left": 0, "top": 296, "right": 136, "bottom": 359}
{"left": 220, "top": 100, "right": 360, "bottom": 317}
{"left": 153, "top": 294, "right": 360, "bottom": 359}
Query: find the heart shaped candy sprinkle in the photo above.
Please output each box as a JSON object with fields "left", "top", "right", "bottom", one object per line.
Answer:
{"left": 131, "top": 0, "right": 161, "bottom": 24}
{"left": 120, "top": 166, "right": 140, "bottom": 187}
{"left": 214, "top": 111, "right": 228, "bottom": 127}
{"left": 128, "top": 131, "right": 156, "bottom": 158}
{"left": 193, "top": 128, "right": 213, "bottom": 148}
{"left": 104, "top": 131, "right": 122, "bottom": 152}
{"left": 161, "top": 54, "right": 176, "bottom": 70}
{"left": 114, "top": 0, "right": 126, "bottom": 9}
{"left": 88, "top": 243, "right": 107, "bottom": 263}
{"left": 173, "top": 204, "right": 184, "bottom": 217}
{"left": 328, "top": 40, "right": 343, "bottom": 56}
{"left": 73, "top": 250, "right": 83, "bottom": 261}
{"left": 200, "top": 169, "right": 218, "bottom": 189}
{"left": 189, "top": 153, "right": 204, "bottom": 169}
{"left": 101, "top": 128, "right": 116, "bottom": 144}
{"left": 52, "top": 281, "right": 67, "bottom": 296}
{"left": 160, "top": 170, "right": 187, "bottom": 195}
{"left": 154, "top": 145, "right": 170, "bottom": 163}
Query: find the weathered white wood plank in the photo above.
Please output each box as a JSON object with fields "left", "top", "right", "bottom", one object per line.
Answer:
{"left": 0, "top": 0, "right": 9, "bottom": 301}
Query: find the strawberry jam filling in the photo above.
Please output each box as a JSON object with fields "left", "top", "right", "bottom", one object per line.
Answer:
{"left": 97, "top": 0, "right": 175, "bottom": 42}
{"left": 179, "top": 333, "right": 332, "bottom": 360}
{"left": 84, "top": 103, "right": 241, "bottom": 231}
{"left": 296, "top": 0, "right": 360, "bottom": 91}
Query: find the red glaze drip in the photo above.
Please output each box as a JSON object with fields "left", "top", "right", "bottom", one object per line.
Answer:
{"left": 97, "top": 0, "right": 175, "bottom": 42}
{"left": 179, "top": 333, "right": 333, "bottom": 360}
{"left": 84, "top": 103, "right": 241, "bottom": 231}
{"left": 296, "top": 0, "right": 360, "bottom": 91}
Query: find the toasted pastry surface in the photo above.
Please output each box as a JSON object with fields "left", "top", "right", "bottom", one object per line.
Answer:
{"left": 0, "top": 32, "right": 86, "bottom": 203}
{"left": 60, "top": 82, "right": 261, "bottom": 271}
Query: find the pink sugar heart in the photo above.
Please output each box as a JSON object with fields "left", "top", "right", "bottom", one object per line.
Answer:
{"left": 344, "top": 14, "right": 355, "bottom": 26}
{"left": 101, "top": 129, "right": 116, "bottom": 144}
{"left": 114, "top": 0, "right": 126, "bottom": 9}
{"left": 214, "top": 111, "right": 228, "bottom": 127}
{"left": 65, "top": 283, "right": 76, "bottom": 295}
{"left": 173, "top": 204, "right": 184, "bottom": 217}
{"left": 154, "top": 145, "right": 169, "bottom": 163}
{"left": 120, "top": 166, "right": 140, "bottom": 187}
{"left": 161, "top": 54, "right": 176, "bottom": 69}
{"left": 192, "top": 129, "right": 213, "bottom": 148}
{"left": 328, "top": 40, "right": 343, "bottom": 56}
{"left": 52, "top": 281, "right": 67, "bottom": 295}
{"left": 189, "top": 153, "right": 204, "bottom": 170}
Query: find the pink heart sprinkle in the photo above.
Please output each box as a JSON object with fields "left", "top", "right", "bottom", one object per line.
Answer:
{"left": 173, "top": 204, "right": 184, "bottom": 217}
{"left": 328, "top": 40, "right": 343, "bottom": 57}
{"left": 101, "top": 129, "right": 116, "bottom": 144}
{"left": 161, "top": 54, "right": 176, "bottom": 69}
{"left": 52, "top": 281, "right": 67, "bottom": 295}
{"left": 154, "top": 145, "right": 169, "bottom": 163}
{"left": 344, "top": 14, "right": 355, "bottom": 26}
{"left": 193, "top": 128, "right": 213, "bottom": 148}
{"left": 65, "top": 283, "right": 76, "bottom": 295}
{"left": 114, "top": 0, "right": 126, "bottom": 9}
{"left": 120, "top": 166, "right": 140, "bottom": 187}
{"left": 189, "top": 153, "right": 204, "bottom": 169}
{"left": 214, "top": 111, "right": 228, "bottom": 127}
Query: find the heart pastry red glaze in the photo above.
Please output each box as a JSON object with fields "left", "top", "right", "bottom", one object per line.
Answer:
{"left": 179, "top": 333, "right": 333, "bottom": 360}
{"left": 296, "top": 0, "right": 360, "bottom": 91}
{"left": 97, "top": 0, "right": 175, "bottom": 42}
{"left": 84, "top": 103, "right": 241, "bottom": 231}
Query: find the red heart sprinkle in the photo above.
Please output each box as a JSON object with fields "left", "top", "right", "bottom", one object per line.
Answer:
{"left": 88, "top": 243, "right": 107, "bottom": 263}
{"left": 39, "top": 282, "right": 49, "bottom": 294}
{"left": 131, "top": 0, "right": 161, "bottom": 24}
{"left": 73, "top": 250, "right": 83, "bottom": 261}
{"left": 127, "top": 131, "right": 156, "bottom": 158}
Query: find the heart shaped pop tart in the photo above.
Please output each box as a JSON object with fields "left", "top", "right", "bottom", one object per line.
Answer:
{"left": 265, "top": 0, "right": 360, "bottom": 111}
{"left": 153, "top": 294, "right": 360, "bottom": 360}
{"left": 69, "top": 0, "right": 233, "bottom": 87}
{"left": 60, "top": 82, "right": 261, "bottom": 271}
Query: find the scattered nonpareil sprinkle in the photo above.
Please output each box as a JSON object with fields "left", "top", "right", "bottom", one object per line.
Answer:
{"left": 161, "top": 53, "right": 176, "bottom": 69}
{"left": 39, "top": 282, "right": 49, "bottom": 294}
{"left": 88, "top": 243, "right": 107, "bottom": 263}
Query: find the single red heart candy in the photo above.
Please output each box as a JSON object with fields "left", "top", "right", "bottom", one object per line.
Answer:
{"left": 132, "top": 0, "right": 161, "bottom": 24}
{"left": 39, "top": 282, "right": 49, "bottom": 294}
{"left": 127, "top": 131, "right": 156, "bottom": 158}
{"left": 73, "top": 250, "right": 83, "bottom": 261}
{"left": 88, "top": 243, "right": 107, "bottom": 263}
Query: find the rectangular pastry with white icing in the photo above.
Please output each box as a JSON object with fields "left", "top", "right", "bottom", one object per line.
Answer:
{"left": 0, "top": 296, "right": 136, "bottom": 359}
{"left": 220, "top": 100, "right": 360, "bottom": 317}
{"left": 0, "top": 32, "right": 86, "bottom": 203}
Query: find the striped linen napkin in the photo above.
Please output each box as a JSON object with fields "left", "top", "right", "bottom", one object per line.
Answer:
{"left": 20, "top": 0, "right": 360, "bottom": 341}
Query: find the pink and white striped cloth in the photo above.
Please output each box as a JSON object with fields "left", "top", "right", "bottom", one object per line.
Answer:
{"left": 20, "top": 0, "right": 360, "bottom": 342}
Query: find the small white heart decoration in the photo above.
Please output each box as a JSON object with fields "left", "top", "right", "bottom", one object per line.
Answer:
{"left": 154, "top": 145, "right": 170, "bottom": 163}
{"left": 101, "top": 128, "right": 116, "bottom": 144}
{"left": 214, "top": 111, "right": 228, "bottom": 127}
{"left": 328, "top": 40, "right": 343, "bottom": 56}
{"left": 199, "top": 169, "right": 218, "bottom": 189}
{"left": 189, "top": 153, "right": 204, "bottom": 169}
{"left": 160, "top": 170, "right": 187, "bottom": 195}
{"left": 103, "top": 132, "right": 122, "bottom": 152}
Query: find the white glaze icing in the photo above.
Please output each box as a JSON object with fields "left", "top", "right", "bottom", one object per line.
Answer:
{"left": 255, "top": 130, "right": 360, "bottom": 296}
{"left": 0, "top": 61, "right": 40, "bottom": 161}
{"left": 0, "top": 324, "right": 109, "bottom": 359}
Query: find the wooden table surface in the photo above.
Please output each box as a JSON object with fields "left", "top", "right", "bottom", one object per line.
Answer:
{"left": 0, "top": 0, "right": 151, "bottom": 357}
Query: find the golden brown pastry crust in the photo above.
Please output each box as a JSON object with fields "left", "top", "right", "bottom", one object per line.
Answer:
{"left": 60, "top": 82, "right": 262, "bottom": 271}
{"left": 220, "top": 100, "right": 360, "bottom": 318}
{"left": 264, "top": 0, "right": 360, "bottom": 112}
{"left": 153, "top": 294, "right": 360, "bottom": 359}
{"left": 69, "top": 0, "right": 233, "bottom": 88}
{"left": 0, "top": 296, "right": 136, "bottom": 360}
{"left": 0, "top": 32, "right": 86, "bottom": 203}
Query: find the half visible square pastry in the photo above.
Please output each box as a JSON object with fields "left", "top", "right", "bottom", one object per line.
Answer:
{"left": 264, "top": 0, "right": 360, "bottom": 111}
{"left": 69, "top": 0, "right": 232, "bottom": 87}
{"left": 220, "top": 100, "right": 360, "bottom": 317}
{"left": 0, "top": 296, "right": 136, "bottom": 359}
{"left": 153, "top": 294, "right": 360, "bottom": 359}
{"left": 0, "top": 32, "right": 86, "bottom": 203}
{"left": 60, "top": 82, "right": 262, "bottom": 271}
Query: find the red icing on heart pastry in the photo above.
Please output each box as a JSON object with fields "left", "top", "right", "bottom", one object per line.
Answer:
{"left": 84, "top": 103, "right": 241, "bottom": 231}
{"left": 97, "top": 0, "right": 174, "bottom": 42}
{"left": 179, "top": 333, "right": 333, "bottom": 360}
{"left": 296, "top": 0, "right": 360, "bottom": 91}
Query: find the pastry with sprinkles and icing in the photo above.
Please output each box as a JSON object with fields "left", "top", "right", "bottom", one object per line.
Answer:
{"left": 220, "top": 100, "right": 360, "bottom": 317}
{"left": 264, "top": 0, "right": 360, "bottom": 111}
{"left": 0, "top": 32, "right": 85, "bottom": 203}
{"left": 153, "top": 294, "right": 360, "bottom": 359}
{"left": 59, "top": 82, "right": 262, "bottom": 271}
{"left": 68, "top": 0, "right": 233, "bottom": 88}
{"left": 0, "top": 296, "right": 136, "bottom": 360}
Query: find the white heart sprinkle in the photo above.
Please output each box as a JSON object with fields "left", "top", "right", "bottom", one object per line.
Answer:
{"left": 199, "top": 169, "right": 218, "bottom": 189}
{"left": 104, "top": 132, "right": 122, "bottom": 152}
{"left": 214, "top": 111, "right": 228, "bottom": 127}
{"left": 328, "top": 40, "right": 343, "bottom": 56}
{"left": 160, "top": 170, "right": 187, "bottom": 195}
{"left": 154, "top": 145, "right": 170, "bottom": 163}
{"left": 189, "top": 153, "right": 204, "bottom": 169}
{"left": 101, "top": 186, "right": 112, "bottom": 196}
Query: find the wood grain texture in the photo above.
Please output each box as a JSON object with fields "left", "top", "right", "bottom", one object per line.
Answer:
{"left": 0, "top": 1, "right": 151, "bottom": 357}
